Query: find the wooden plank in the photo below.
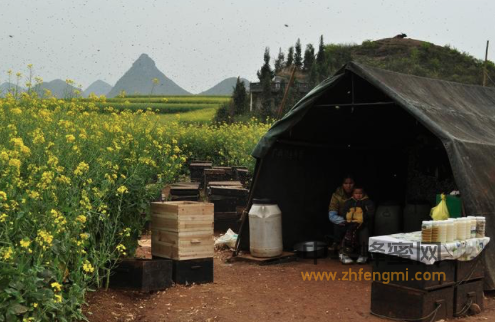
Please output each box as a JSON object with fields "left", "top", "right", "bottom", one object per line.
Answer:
{"left": 152, "top": 239, "right": 213, "bottom": 260}
{"left": 151, "top": 202, "right": 214, "bottom": 216}
{"left": 232, "top": 252, "right": 296, "bottom": 265}
{"left": 207, "top": 181, "right": 243, "bottom": 187}
{"left": 151, "top": 219, "right": 213, "bottom": 233}
{"left": 152, "top": 212, "right": 214, "bottom": 222}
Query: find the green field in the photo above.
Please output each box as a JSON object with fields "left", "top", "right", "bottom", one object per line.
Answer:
{"left": 81, "top": 95, "right": 229, "bottom": 123}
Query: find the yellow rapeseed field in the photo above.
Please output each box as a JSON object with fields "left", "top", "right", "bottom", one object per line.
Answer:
{"left": 0, "top": 88, "right": 271, "bottom": 320}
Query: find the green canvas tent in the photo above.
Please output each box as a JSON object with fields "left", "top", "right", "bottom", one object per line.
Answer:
{"left": 242, "top": 62, "right": 495, "bottom": 290}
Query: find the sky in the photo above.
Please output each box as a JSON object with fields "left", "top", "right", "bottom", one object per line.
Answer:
{"left": 1, "top": 0, "right": 494, "bottom": 94}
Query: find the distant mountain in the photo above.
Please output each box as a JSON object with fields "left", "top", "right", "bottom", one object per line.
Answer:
{"left": 33, "top": 79, "right": 80, "bottom": 98}
{"left": 107, "top": 54, "right": 190, "bottom": 97}
{"left": 199, "top": 77, "right": 250, "bottom": 95}
{"left": 83, "top": 80, "right": 113, "bottom": 97}
{"left": 0, "top": 82, "right": 25, "bottom": 97}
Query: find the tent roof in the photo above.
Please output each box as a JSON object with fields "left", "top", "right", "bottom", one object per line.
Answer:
{"left": 253, "top": 62, "right": 495, "bottom": 159}
{"left": 251, "top": 62, "right": 495, "bottom": 289}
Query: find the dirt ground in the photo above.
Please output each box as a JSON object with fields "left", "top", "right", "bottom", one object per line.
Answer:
{"left": 84, "top": 243, "right": 495, "bottom": 322}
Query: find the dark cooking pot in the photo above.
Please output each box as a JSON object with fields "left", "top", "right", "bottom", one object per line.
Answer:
{"left": 294, "top": 241, "right": 328, "bottom": 259}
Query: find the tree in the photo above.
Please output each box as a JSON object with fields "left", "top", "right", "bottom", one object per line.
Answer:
{"left": 213, "top": 101, "right": 233, "bottom": 123}
{"left": 232, "top": 77, "right": 248, "bottom": 115}
{"left": 309, "top": 63, "right": 319, "bottom": 87}
{"left": 316, "top": 35, "right": 327, "bottom": 82}
{"left": 286, "top": 46, "right": 294, "bottom": 67}
{"left": 303, "top": 44, "right": 315, "bottom": 72}
{"left": 294, "top": 39, "right": 303, "bottom": 69}
{"left": 317, "top": 35, "right": 326, "bottom": 66}
{"left": 274, "top": 48, "right": 285, "bottom": 74}
{"left": 259, "top": 74, "right": 274, "bottom": 120}
{"left": 257, "top": 47, "right": 274, "bottom": 82}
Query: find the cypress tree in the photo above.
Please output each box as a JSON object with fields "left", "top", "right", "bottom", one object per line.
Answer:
{"left": 317, "top": 35, "right": 327, "bottom": 81}
{"left": 274, "top": 48, "right": 285, "bottom": 74}
{"left": 294, "top": 39, "right": 303, "bottom": 69}
{"left": 303, "top": 44, "right": 315, "bottom": 72}
{"left": 257, "top": 47, "right": 274, "bottom": 82}
{"left": 232, "top": 77, "right": 247, "bottom": 115}
{"left": 309, "top": 63, "right": 319, "bottom": 87}
{"left": 260, "top": 74, "right": 273, "bottom": 120}
{"left": 286, "top": 46, "right": 294, "bottom": 67}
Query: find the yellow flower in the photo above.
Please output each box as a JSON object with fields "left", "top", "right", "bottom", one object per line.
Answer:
{"left": 28, "top": 191, "right": 40, "bottom": 200}
{"left": 74, "top": 162, "right": 89, "bottom": 176}
{"left": 32, "top": 303, "right": 38, "bottom": 308}
{"left": 116, "top": 244, "right": 126, "bottom": 255}
{"left": 117, "top": 185, "right": 128, "bottom": 194}
{"left": 1, "top": 247, "right": 13, "bottom": 260}
{"left": 51, "top": 282, "right": 62, "bottom": 292}
{"left": 0, "top": 191, "right": 6, "bottom": 200}
{"left": 54, "top": 294, "right": 62, "bottom": 303}
{"left": 36, "top": 230, "right": 53, "bottom": 247}
{"left": 65, "top": 134, "right": 75, "bottom": 143}
{"left": 8, "top": 158, "right": 21, "bottom": 169}
{"left": 76, "top": 215, "right": 87, "bottom": 224}
{"left": 0, "top": 214, "right": 7, "bottom": 223}
{"left": 80, "top": 233, "right": 89, "bottom": 240}
{"left": 20, "top": 239, "right": 31, "bottom": 248}
{"left": 0, "top": 151, "right": 8, "bottom": 161}
{"left": 82, "top": 260, "right": 94, "bottom": 273}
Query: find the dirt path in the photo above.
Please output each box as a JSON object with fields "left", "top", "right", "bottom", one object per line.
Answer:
{"left": 84, "top": 250, "right": 495, "bottom": 322}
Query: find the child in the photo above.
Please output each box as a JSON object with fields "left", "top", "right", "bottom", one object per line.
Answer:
{"left": 340, "top": 185, "right": 375, "bottom": 264}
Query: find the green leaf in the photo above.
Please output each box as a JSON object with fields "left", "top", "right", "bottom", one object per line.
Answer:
{"left": 10, "top": 303, "right": 28, "bottom": 315}
{"left": 8, "top": 281, "right": 24, "bottom": 291}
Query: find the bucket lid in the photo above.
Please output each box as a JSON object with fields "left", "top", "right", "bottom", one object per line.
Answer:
{"left": 253, "top": 198, "right": 275, "bottom": 205}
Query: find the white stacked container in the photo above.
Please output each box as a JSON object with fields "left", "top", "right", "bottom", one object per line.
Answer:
{"left": 438, "top": 221, "right": 447, "bottom": 243}
{"left": 446, "top": 219, "right": 455, "bottom": 243}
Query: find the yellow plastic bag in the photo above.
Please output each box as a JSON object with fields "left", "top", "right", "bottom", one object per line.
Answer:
{"left": 430, "top": 193, "right": 450, "bottom": 220}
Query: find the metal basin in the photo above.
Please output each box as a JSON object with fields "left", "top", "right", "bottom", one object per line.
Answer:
{"left": 294, "top": 241, "right": 328, "bottom": 259}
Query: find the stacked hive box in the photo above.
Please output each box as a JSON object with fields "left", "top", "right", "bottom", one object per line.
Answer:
{"left": 162, "top": 182, "right": 201, "bottom": 202}
{"left": 203, "top": 167, "right": 236, "bottom": 192}
{"left": 189, "top": 161, "right": 212, "bottom": 188}
{"left": 371, "top": 253, "right": 485, "bottom": 321}
{"left": 207, "top": 183, "right": 248, "bottom": 232}
{"left": 454, "top": 255, "right": 485, "bottom": 316}
{"left": 151, "top": 201, "right": 214, "bottom": 284}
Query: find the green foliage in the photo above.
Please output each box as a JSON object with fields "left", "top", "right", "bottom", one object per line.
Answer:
{"left": 259, "top": 74, "right": 274, "bottom": 120}
{"left": 274, "top": 48, "right": 285, "bottom": 74}
{"left": 0, "top": 91, "right": 272, "bottom": 320}
{"left": 316, "top": 35, "right": 326, "bottom": 82}
{"left": 0, "top": 94, "right": 186, "bottom": 320}
{"left": 257, "top": 47, "right": 274, "bottom": 82}
{"left": 287, "top": 46, "right": 294, "bottom": 67}
{"left": 303, "top": 44, "right": 315, "bottom": 72}
{"left": 294, "top": 39, "right": 303, "bottom": 69}
{"left": 317, "top": 39, "right": 495, "bottom": 86}
{"left": 213, "top": 101, "right": 232, "bottom": 124}
{"left": 232, "top": 77, "right": 248, "bottom": 115}
{"left": 94, "top": 102, "right": 211, "bottom": 114}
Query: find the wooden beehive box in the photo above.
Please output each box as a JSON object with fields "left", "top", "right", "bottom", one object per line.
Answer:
{"left": 151, "top": 201, "right": 214, "bottom": 260}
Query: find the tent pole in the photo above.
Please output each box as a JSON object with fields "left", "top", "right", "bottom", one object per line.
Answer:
{"left": 352, "top": 73, "right": 355, "bottom": 104}
{"left": 233, "top": 157, "right": 264, "bottom": 257}
{"left": 484, "top": 40, "right": 490, "bottom": 87}
{"left": 276, "top": 66, "right": 297, "bottom": 118}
